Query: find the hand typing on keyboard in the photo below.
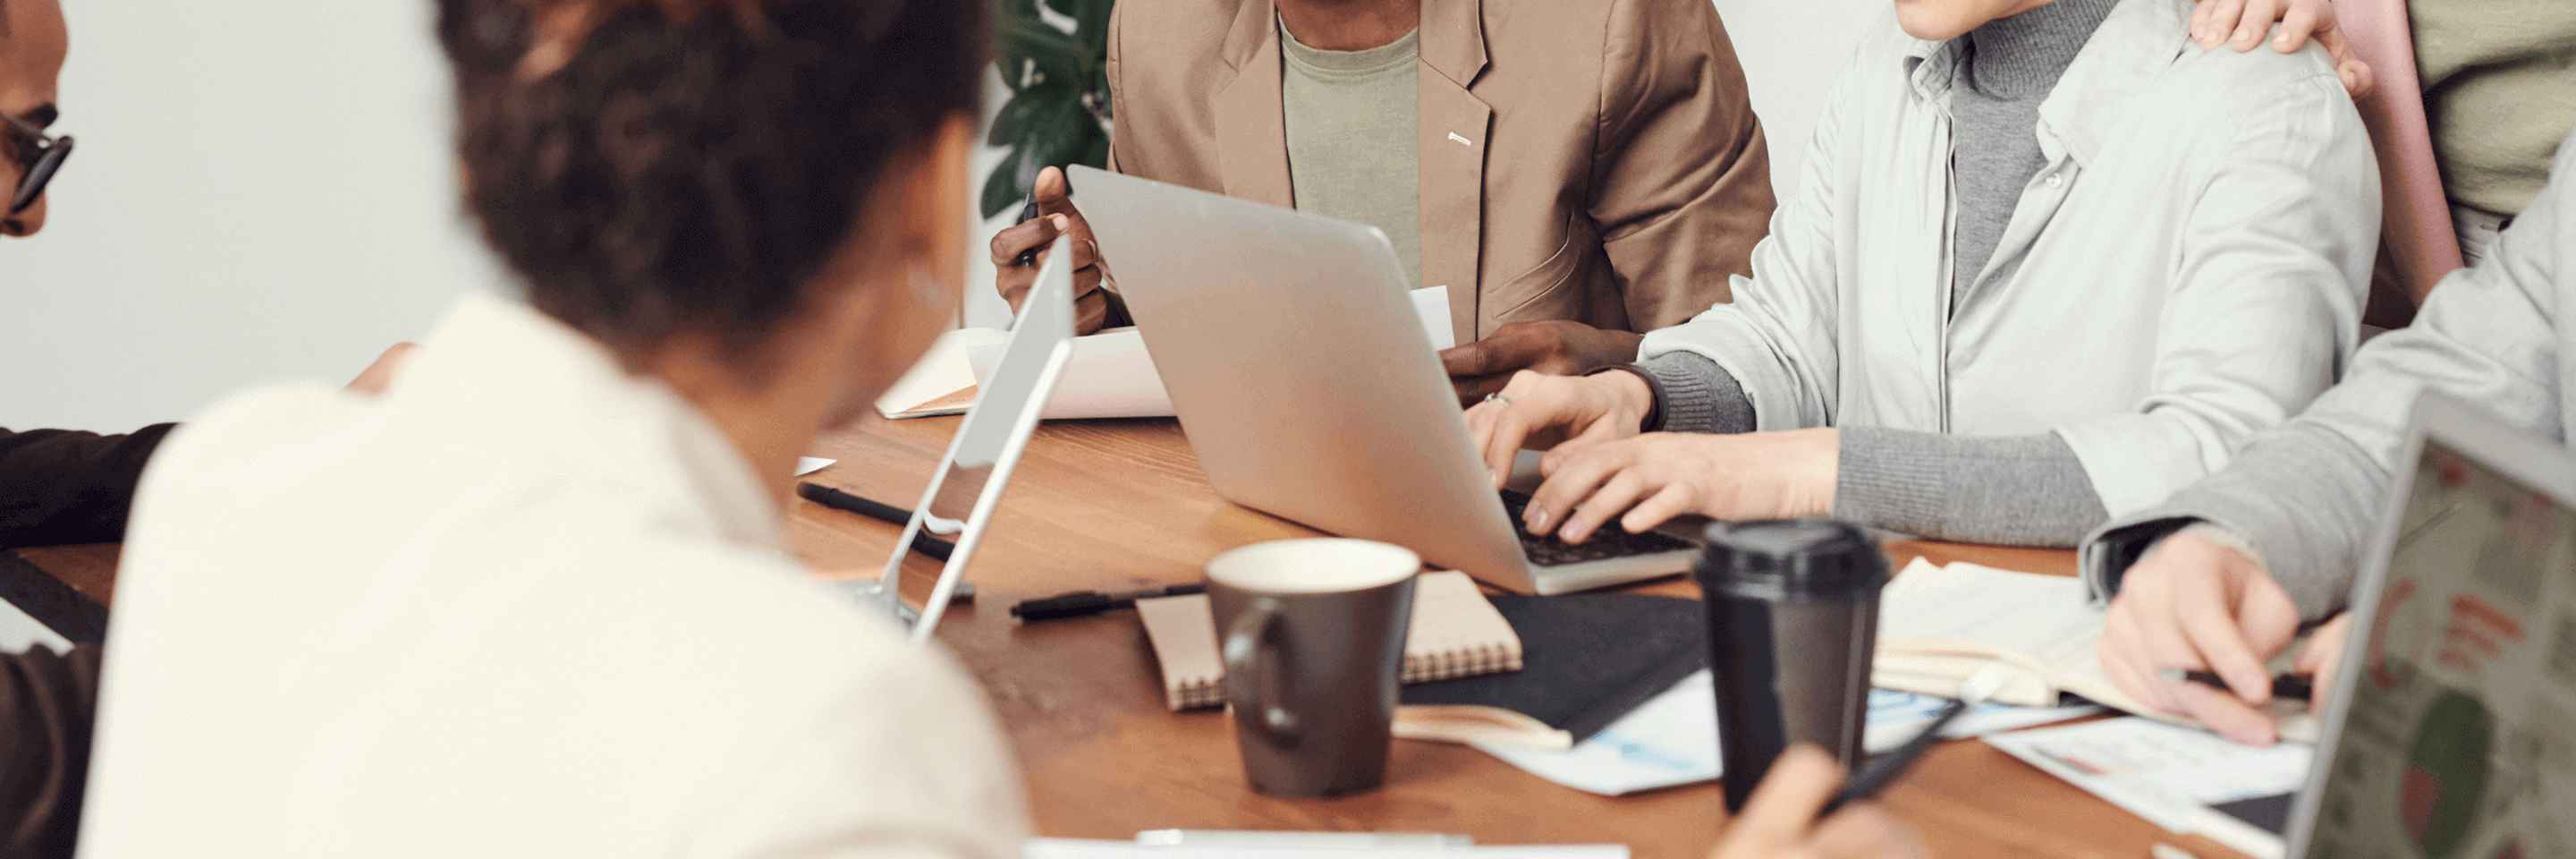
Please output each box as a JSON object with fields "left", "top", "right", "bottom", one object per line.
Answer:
{"left": 1501, "top": 490, "right": 1690, "bottom": 562}
{"left": 1518, "top": 430, "right": 1841, "bottom": 545}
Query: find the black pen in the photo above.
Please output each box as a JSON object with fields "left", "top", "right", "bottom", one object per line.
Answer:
{"left": 2158, "top": 668, "right": 2314, "bottom": 702}
{"left": 1010, "top": 583, "right": 1207, "bottom": 623}
{"left": 797, "top": 481, "right": 954, "bottom": 562}
{"left": 1012, "top": 192, "right": 1044, "bottom": 268}
{"left": 1823, "top": 698, "right": 1971, "bottom": 815}
{"left": 1012, "top": 163, "right": 1071, "bottom": 268}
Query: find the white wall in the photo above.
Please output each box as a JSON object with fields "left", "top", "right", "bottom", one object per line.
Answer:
{"left": 1714, "top": 0, "right": 1882, "bottom": 202}
{"left": 3, "top": 2, "right": 498, "bottom": 432}
{"left": 4, "top": 1, "right": 1878, "bottom": 431}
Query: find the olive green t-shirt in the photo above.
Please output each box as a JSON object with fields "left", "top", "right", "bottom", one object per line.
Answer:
{"left": 1279, "top": 20, "right": 1424, "bottom": 289}
{"left": 2411, "top": 1, "right": 2576, "bottom": 218}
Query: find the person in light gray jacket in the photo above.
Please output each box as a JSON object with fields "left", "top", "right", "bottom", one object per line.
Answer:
{"left": 1462, "top": 0, "right": 2380, "bottom": 549}
{"left": 2085, "top": 126, "right": 2576, "bottom": 748}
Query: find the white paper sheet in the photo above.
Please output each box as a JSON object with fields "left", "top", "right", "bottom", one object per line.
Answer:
{"left": 794, "top": 457, "right": 835, "bottom": 477}
{"left": 1985, "top": 717, "right": 2311, "bottom": 859}
{"left": 1469, "top": 669, "right": 2101, "bottom": 796}
{"left": 968, "top": 286, "right": 1454, "bottom": 421}
{"left": 875, "top": 328, "right": 1008, "bottom": 419}
{"left": 0, "top": 600, "right": 70, "bottom": 655}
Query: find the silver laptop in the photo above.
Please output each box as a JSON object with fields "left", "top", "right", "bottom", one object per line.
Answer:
{"left": 2284, "top": 392, "right": 2576, "bottom": 856}
{"left": 1070, "top": 166, "right": 1695, "bottom": 595}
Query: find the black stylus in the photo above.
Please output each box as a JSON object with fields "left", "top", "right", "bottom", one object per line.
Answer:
{"left": 1012, "top": 193, "right": 1044, "bottom": 268}
{"left": 1822, "top": 699, "right": 1971, "bottom": 815}
{"left": 1011, "top": 167, "right": 1070, "bottom": 268}
{"left": 1010, "top": 584, "right": 1208, "bottom": 623}
{"left": 797, "top": 481, "right": 954, "bottom": 562}
{"left": 2158, "top": 668, "right": 2314, "bottom": 702}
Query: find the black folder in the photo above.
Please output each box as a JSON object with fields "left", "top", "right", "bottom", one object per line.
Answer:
{"left": 1400, "top": 592, "right": 1707, "bottom": 743}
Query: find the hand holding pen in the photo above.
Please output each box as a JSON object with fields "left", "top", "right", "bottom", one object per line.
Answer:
{"left": 987, "top": 166, "right": 1114, "bottom": 334}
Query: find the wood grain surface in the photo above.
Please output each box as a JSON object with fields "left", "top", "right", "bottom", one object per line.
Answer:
{"left": 13, "top": 415, "right": 2241, "bottom": 859}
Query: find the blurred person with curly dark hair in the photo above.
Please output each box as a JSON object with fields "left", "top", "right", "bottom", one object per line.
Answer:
{"left": 69, "top": 1, "right": 1025, "bottom": 855}
{"left": 48, "top": 1, "right": 1934, "bottom": 855}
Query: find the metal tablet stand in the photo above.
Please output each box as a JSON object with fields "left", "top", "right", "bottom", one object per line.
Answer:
{"left": 850, "top": 238, "right": 1078, "bottom": 643}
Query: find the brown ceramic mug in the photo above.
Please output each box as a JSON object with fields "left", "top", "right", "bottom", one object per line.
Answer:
{"left": 1207, "top": 539, "right": 1419, "bottom": 797}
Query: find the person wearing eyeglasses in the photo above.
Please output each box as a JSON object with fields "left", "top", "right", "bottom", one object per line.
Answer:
{"left": 0, "top": 1, "right": 410, "bottom": 855}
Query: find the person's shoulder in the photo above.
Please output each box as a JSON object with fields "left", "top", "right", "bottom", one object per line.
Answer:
{"left": 2151, "top": 13, "right": 2346, "bottom": 116}
{"left": 526, "top": 540, "right": 1023, "bottom": 851}
{"left": 139, "top": 382, "right": 368, "bottom": 496}
{"left": 1106, "top": 0, "right": 1245, "bottom": 52}
{"left": 623, "top": 540, "right": 1007, "bottom": 745}
{"left": 570, "top": 537, "right": 957, "bottom": 690}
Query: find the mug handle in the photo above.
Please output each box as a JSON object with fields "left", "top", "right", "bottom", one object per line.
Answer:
{"left": 1222, "top": 598, "right": 1301, "bottom": 743}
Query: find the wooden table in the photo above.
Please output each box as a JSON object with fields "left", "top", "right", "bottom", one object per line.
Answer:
{"left": 13, "top": 416, "right": 2234, "bottom": 859}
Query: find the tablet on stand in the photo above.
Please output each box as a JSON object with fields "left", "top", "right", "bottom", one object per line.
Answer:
{"left": 852, "top": 236, "right": 1078, "bottom": 642}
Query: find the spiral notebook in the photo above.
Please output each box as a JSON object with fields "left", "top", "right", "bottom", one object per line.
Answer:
{"left": 1135, "top": 571, "right": 1522, "bottom": 711}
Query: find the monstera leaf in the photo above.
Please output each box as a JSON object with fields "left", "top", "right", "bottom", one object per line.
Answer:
{"left": 982, "top": 0, "right": 1116, "bottom": 219}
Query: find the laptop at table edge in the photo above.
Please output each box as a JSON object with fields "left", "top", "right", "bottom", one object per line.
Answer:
{"left": 2282, "top": 390, "right": 2576, "bottom": 855}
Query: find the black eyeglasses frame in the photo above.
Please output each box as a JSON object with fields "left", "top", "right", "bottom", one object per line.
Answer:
{"left": 4, "top": 112, "right": 72, "bottom": 217}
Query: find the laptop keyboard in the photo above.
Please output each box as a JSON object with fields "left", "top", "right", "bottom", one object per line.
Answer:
{"left": 1498, "top": 489, "right": 1695, "bottom": 566}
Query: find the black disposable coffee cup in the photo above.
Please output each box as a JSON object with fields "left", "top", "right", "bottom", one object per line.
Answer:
{"left": 1695, "top": 519, "right": 1888, "bottom": 812}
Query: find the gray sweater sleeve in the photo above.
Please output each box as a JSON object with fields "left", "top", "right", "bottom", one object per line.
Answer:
{"left": 1634, "top": 351, "right": 1757, "bottom": 434}
{"left": 2082, "top": 422, "right": 2392, "bottom": 618}
{"left": 1634, "top": 350, "right": 2113, "bottom": 546}
{"left": 1835, "top": 428, "right": 2111, "bottom": 547}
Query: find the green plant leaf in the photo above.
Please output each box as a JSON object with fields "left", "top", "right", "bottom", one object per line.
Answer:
{"left": 1025, "top": 98, "right": 1098, "bottom": 170}
{"left": 987, "top": 82, "right": 1077, "bottom": 148}
{"left": 989, "top": 0, "right": 1039, "bottom": 89}
{"left": 982, "top": 154, "right": 1030, "bottom": 221}
{"left": 1080, "top": 130, "right": 1111, "bottom": 170}
{"left": 996, "top": 16, "right": 1088, "bottom": 86}
{"left": 1075, "top": 0, "right": 1114, "bottom": 54}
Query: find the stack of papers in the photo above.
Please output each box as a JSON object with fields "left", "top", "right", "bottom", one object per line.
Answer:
{"left": 1469, "top": 669, "right": 2099, "bottom": 796}
{"left": 1985, "top": 717, "right": 2311, "bottom": 859}
{"left": 874, "top": 328, "right": 1004, "bottom": 419}
{"left": 879, "top": 288, "right": 1454, "bottom": 421}
{"left": 0, "top": 600, "right": 70, "bottom": 655}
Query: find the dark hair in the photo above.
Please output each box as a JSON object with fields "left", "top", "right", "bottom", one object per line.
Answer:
{"left": 434, "top": 0, "right": 984, "bottom": 355}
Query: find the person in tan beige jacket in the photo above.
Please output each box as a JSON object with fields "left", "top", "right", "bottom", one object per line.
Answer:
{"left": 989, "top": 0, "right": 1776, "bottom": 401}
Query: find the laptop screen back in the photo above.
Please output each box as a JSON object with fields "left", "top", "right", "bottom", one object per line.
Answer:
{"left": 2298, "top": 429, "right": 2576, "bottom": 858}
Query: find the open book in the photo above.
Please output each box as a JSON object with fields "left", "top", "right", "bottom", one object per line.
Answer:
{"left": 1875, "top": 559, "right": 2318, "bottom": 743}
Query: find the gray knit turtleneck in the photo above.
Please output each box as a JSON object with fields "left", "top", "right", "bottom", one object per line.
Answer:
{"left": 1949, "top": 0, "right": 2117, "bottom": 310}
